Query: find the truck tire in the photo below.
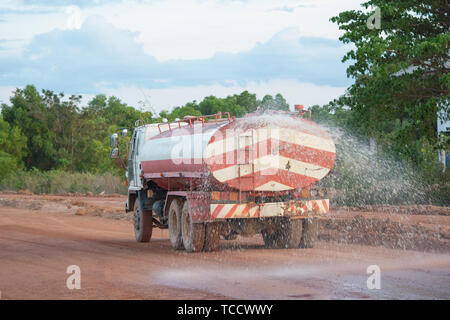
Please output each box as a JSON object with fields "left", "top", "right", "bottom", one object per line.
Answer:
{"left": 222, "top": 233, "right": 238, "bottom": 240}
{"left": 168, "top": 198, "right": 184, "bottom": 250}
{"left": 220, "top": 223, "right": 237, "bottom": 240}
{"left": 181, "top": 201, "right": 205, "bottom": 252}
{"left": 203, "top": 223, "right": 220, "bottom": 252}
{"left": 262, "top": 218, "right": 302, "bottom": 249}
{"left": 261, "top": 229, "right": 278, "bottom": 248}
{"left": 133, "top": 198, "right": 152, "bottom": 242}
{"left": 300, "top": 218, "right": 318, "bottom": 248}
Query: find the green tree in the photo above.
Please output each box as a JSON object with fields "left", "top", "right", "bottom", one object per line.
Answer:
{"left": 0, "top": 117, "right": 27, "bottom": 161}
{"left": 260, "top": 94, "right": 290, "bottom": 111}
{"left": 0, "top": 151, "right": 20, "bottom": 180}
{"left": 331, "top": 0, "right": 449, "bottom": 165}
{"left": 0, "top": 117, "right": 27, "bottom": 179}
{"left": 168, "top": 103, "right": 202, "bottom": 121}
{"left": 230, "top": 91, "right": 259, "bottom": 113}
{"left": 310, "top": 104, "right": 353, "bottom": 129}
{"left": 86, "top": 95, "right": 152, "bottom": 128}
{"left": 1, "top": 85, "right": 57, "bottom": 170}
{"left": 198, "top": 95, "right": 246, "bottom": 117}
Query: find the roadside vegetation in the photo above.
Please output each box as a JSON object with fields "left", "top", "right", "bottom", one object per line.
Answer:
{"left": 0, "top": 169, "right": 126, "bottom": 195}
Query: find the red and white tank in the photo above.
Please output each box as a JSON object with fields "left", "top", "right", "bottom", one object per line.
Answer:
{"left": 137, "top": 109, "right": 335, "bottom": 192}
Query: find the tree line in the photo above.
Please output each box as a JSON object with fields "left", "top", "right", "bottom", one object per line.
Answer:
{"left": 0, "top": 86, "right": 289, "bottom": 179}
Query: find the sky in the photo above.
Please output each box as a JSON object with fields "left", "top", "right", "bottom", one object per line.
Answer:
{"left": 0, "top": 0, "right": 364, "bottom": 113}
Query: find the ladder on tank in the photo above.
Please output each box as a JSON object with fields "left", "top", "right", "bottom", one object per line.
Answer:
{"left": 237, "top": 130, "right": 255, "bottom": 203}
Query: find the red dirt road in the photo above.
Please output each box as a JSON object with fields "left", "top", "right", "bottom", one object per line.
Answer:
{"left": 0, "top": 193, "right": 449, "bottom": 300}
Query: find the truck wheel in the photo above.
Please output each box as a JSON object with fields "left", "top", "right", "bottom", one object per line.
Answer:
{"left": 283, "top": 218, "right": 303, "bottom": 248}
{"left": 222, "top": 233, "right": 238, "bottom": 241}
{"left": 133, "top": 199, "right": 152, "bottom": 242}
{"left": 203, "top": 223, "right": 220, "bottom": 252}
{"left": 261, "top": 229, "right": 278, "bottom": 248}
{"left": 220, "top": 223, "right": 237, "bottom": 240}
{"left": 181, "top": 201, "right": 205, "bottom": 252}
{"left": 262, "top": 218, "right": 302, "bottom": 249}
{"left": 168, "top": 198, "right": 184, "bottom": 250}
{"left": 300, "top": 218, "right": 318, "bottom": 248}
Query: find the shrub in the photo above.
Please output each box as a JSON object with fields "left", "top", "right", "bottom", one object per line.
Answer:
{"left": 0, "top": 169, "right": 127, "bottom": 195}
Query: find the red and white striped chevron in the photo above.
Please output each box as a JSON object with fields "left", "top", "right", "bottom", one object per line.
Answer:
{"left": 205, "top": 116, "right": 335, "bottom": 192}
{"left": 210, "top": 199, "right": 329, "bottom": 219}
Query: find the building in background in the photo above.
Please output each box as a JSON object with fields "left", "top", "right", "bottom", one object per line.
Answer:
{"left": 438, "top": 111, "right": 449, "bottom": 172}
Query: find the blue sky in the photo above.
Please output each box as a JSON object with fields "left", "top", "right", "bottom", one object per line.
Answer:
{"left": 0, "top": 0, "right": 363, "bottom": 112}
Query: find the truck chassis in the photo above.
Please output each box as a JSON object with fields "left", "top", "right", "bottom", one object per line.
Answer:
{"left": 128, "top": 185, "right": 327, "bottom": 252}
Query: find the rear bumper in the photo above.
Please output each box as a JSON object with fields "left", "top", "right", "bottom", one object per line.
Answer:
{"left": 210, "top": 199, "right": 329, "bottom": 220}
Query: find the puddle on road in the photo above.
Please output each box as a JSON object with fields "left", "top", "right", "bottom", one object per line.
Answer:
{"left": 155, "top": 263, "right": 450, "bottom": 299}
{"left": 155, "top": 264, "right": 365, "bottom": 299}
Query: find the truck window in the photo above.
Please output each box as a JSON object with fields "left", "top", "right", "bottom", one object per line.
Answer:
{"left": 128, "top": 131, "right": 136, "bottom": 182}
{"left": 135, "top": 130, "right": 142, "bottom": 156}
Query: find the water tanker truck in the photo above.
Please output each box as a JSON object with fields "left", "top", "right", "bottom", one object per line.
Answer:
{"left": 109, "top": 105, "right": 335, "bottom": 252}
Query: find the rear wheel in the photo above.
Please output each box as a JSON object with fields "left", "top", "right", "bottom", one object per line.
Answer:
{"left": 181, "top": 201, "right": 205, "bottom": 252}
{"left": 168, "top": 198, "right": 184, "bottom": 250}
{"left": 203, "top": 222, "right": 220, "bottom": 252}
{"left": 261, "top": 229, "right": 278, "bottom": 248}
{"left": 133, "top": 198, "right": 152, "bottom": 242}
{"left": 220, "top": 223, "right": 237, "bottom": 240}
{"left": 262, "top": 218, "right": 302, "bottom": 249}
{"left": 299, "top": 218, "right": 318, "bottom": 248}
{"left": 222, "top": 233, "right": 237, "bottom": 240}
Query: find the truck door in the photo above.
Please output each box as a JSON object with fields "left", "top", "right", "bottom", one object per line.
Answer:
{"left": 134, "top": 129, "right": 143, "bottom": 189}
{"left": 128, "top": 130, "right": 136, "bottom": 187}
{"left": 128, "top": 129, "right": 143, "bottom": 190}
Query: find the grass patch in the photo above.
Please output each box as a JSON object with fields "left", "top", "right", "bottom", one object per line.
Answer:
{"left": 0, "top": 169, "right": 127, "bottom": 195}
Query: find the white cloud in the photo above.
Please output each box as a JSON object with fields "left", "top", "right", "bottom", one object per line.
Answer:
{"left": 91, "top": 0, "right": 364, "bottom": 61}
{"left": 0, "top": 85, "right": 17, "bottom": 105}
{"left": 65, "top": 5, "right": 82, "bottom": 30}
{"left": 0, "top": 0, "right": 364, "bottom": 60}
{"left": 0, "top": 18, "right": 351, "bottom": 90}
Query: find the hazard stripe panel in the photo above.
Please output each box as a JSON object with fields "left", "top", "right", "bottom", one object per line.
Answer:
{"left": 211, "top": 203, "right": 260, "bottom": 219}
{"left": 210, "top": 199, "right": 329, "bottom": 219}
